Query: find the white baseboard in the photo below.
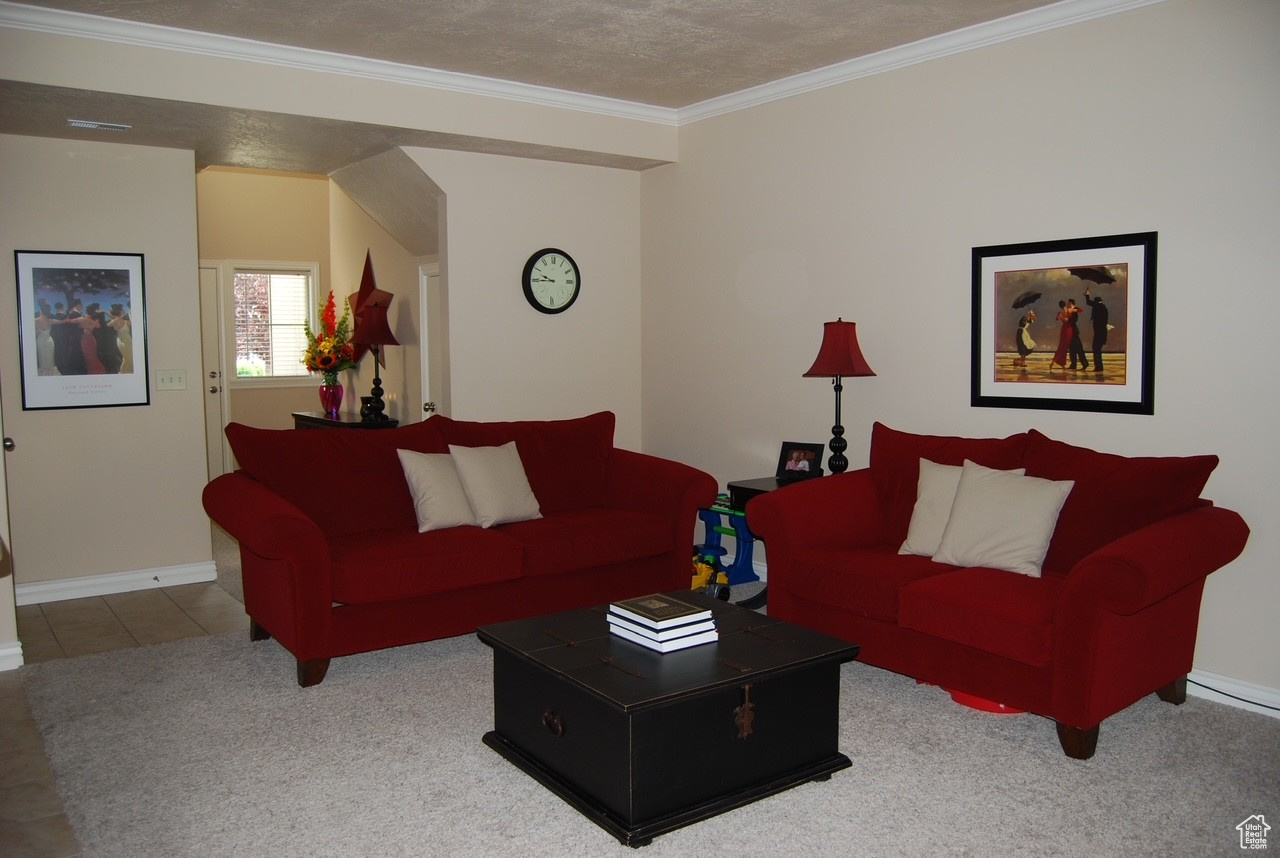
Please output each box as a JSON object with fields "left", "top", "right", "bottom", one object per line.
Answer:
{"left": 0, "top": 640, "right": 24, "bottom": 672}
{"left": 15, "top": 561, "right": 217, "bottom": 606}
{"left": 1188, "top": 669, "right": 1280, "bottom": 719}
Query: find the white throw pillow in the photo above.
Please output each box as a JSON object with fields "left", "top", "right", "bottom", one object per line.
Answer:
{"left": 397, "top": 450, "right": 477, "bottom": 532}
{"left": 448, "top": 442, "right": 543, "bottom": 528}
{"left": 899, "top": 459, "right": 1024, "bottom": 557}
{"left": 932, "top": 460, "right": 1073, "bottom": 577}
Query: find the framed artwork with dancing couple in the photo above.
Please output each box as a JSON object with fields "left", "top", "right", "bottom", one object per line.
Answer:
{"left": 13, "top": 250, "right": 150, "bottom": 410}
{"left": 970, "top": 232, "right": 1156, "bottom": 415}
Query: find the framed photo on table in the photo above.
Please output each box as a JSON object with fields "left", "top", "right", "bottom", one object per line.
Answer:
{"left": 776, "top": 442, "right": 824, "bottom": 481}
{"left": 14, "top": 250, "right": 149, "bottom": 410}
{"left": 971, "top": 232, "right": 1156, "bottom": 415}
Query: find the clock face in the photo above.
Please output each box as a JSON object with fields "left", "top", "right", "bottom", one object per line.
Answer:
{"left": 522, "top": 249, "right": 580, "bottom": 314}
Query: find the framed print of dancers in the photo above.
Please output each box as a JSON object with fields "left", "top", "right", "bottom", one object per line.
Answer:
{"left": 970, "top": 232, "right": 1156, "bottom": 415}
{"left": 14, "top": 250, "right": 149, "bottom": 410}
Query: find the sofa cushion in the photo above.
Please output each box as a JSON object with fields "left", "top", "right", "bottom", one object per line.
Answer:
{"left": 899, "top": 567, "right": 1064, "bottom": 666}
{"left": 496, "top": 508, "right": 673, "bottom": 577}
{"left": 226, "top": 420, "right": 448, "bottom": 537}
{"left": 1022, "top": 429, "right": 1218, "bottom": 574}
{"left": 932, "top": 460, "right": 1073, "bottom": 578}
{"left": 899, "top": 458, "right": 1026, "bottom": 558}
{"left": 870, "top": 423, "right": 1028, "bottom": 548}
{"left": 329, "top": 527, "right": 523, "bottom": 604}
{"left": 433, "top": 412, "right": 614, "bottom": 513}
{"left": 449, "top": 442, "right": 543, "bottom": 528}
{"left": 397, "top": 450, "right": 477, "bottom": 532}
{"left": 788, "top": 546, "right": 955, "bottom": 622}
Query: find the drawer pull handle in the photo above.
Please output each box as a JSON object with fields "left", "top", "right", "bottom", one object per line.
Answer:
{"left": 542, "top": 708, "right": 565, "bottom": 738}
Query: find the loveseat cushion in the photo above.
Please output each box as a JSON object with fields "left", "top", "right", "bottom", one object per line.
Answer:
{"left": 226, "top": 420, "right": 448, "bottom": 537}
{"left": 1022, "top": 429, "right": 1218, "bottom": 574}
{"left": 869, "top": 423, "right": 1028, "bottom": 547}
{"left": 329, "top": 527, "right": 522, "bottom": 604}
{"left": 787, "top": 546, "right": 954, "bottom": 622}
{"left": 432, "top": 411, "right": 614, "bottom": 513}
{"left": 495, "top": 508, "right": 673, "bottom": 577}
{"left": 898, "top": 567, "right": 1064, "bottom": 666}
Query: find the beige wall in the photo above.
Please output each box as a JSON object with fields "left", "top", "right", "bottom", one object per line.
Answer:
{"left": 404, "top": 148, "right": 644, "bottom": 449}
{"left": 641, "top": 0, "right": 1280, "bottom": 690}
{"left": 196, "top": 168, "right": 331, "bottom": 429}
{"left": 0, "top": 135, "right": 211, "bottom": 586}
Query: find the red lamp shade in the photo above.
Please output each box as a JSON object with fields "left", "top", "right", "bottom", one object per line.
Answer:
{"left": 803, "top": 319, "right": 874, "bottom": 378}
{"left": 351, "top": 289, "right": 399, "bottom": 348}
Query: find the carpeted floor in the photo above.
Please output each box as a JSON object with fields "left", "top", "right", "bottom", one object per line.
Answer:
{"left": 23, "top": 627, "right": 1279, "bottom": 857}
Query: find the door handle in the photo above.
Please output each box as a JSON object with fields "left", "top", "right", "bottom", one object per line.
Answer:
{"left": 3, "top": 437, "right": 14, "bottom": 452}
{"left": 209, "top": 386, "right": 220, "bottom": 394}
{"left": 423, "top": 401, "right": 437, "bottom": 414}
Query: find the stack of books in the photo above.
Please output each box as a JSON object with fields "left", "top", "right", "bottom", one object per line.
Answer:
{"left": 607, "top": 594, "right": 717, "bottom": 653}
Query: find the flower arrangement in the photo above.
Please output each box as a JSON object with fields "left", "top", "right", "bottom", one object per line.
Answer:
{"left": 303, "top": 291, "right": 356, "bottom": 386}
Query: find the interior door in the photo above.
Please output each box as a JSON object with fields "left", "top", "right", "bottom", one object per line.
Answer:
{"left": 198, "top": 264, "right": 229, "bottom": 478}
{"left": 419, "top": 262, "right": 443, "bottom": 417}
{"left": 0, "top": 393, "right": 19, "bottom": 661}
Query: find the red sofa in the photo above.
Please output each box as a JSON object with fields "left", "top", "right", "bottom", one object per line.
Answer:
{"left": 747, "top": 423, "right": 1249, "bottom": 759}
{"left": 203, "top": 411, "right": 717, "bottom": 686}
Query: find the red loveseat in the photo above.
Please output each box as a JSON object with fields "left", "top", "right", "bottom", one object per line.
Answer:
{"left": 746, "top": 423, "right": 1250, "bottom": 759}
{"left": 203, "top": 411, "right": 717, "bottom": 686}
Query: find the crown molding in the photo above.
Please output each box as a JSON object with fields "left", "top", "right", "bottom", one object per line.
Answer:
{"left": 0, "top": 0, "right": 678, "bottom": 125}
{"left": 2, "top": 0, "right": 1164, "bottom": 128}
{"left": 677, "top": 0, "right": 1167, "bottom": 123}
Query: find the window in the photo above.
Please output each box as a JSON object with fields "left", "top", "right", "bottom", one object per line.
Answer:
{"left": 230, "top": 265, "right": 316, "bottom": 380}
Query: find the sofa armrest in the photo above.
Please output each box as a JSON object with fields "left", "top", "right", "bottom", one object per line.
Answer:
{"left": 607, "top": 448, "right": 719, "bottom": 514}
{"left": 1050, "top": 504, "right": 1248, "bottom": 728}
{"left": 202, "top": 472, "right": 334, "bottom": 611}
{"left": 203, "top": 473, "right": 329, "bottom": 562}
{"left": 746, "top": 468, "right": 884, "bottom": 555}
{"left": 1059, "top": 504, "right": 1250, "bottom": 617}
{"left": 606, "top": 448, "right": 718, "bottom": 543}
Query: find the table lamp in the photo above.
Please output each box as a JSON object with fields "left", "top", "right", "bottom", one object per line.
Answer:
{"left": 803, "top": 318, "right": 875, "bottom": 474}
{"left": 351, "top": 288, "right": 399, "bottom": 422}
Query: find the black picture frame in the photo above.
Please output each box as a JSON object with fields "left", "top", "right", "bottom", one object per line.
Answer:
{"left": 776, "top": 442, "right": 824, "bottom": 480}
{"left": 14, "top": 250, "right": 150, "bottom": 410}
{"left": 971, "top": 232, "right": 1156, "bottom": 415}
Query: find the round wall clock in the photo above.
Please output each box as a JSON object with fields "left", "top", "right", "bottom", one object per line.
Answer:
{"left": 522, "top": 248, "right": 580, "bottom": 314}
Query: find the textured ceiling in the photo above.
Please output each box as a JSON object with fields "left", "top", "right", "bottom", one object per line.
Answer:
{"left": 12, "top": 0, "right": 1059, "bottom": 108}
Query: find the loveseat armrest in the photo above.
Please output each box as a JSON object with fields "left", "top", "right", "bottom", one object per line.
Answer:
{"left": 746, "top": 468, "right": 884, "bottom": 556}
{"left": 1059, "top": 504, "right": 1249, "bottom": 617}
{"left": 606, "top": 448, "right": 719, "bottom": 527}
{"left": 1051, "top": 503, "right": 1248, "bottom": 730}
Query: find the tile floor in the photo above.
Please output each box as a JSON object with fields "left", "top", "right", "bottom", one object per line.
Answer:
{"left": 0, "top": 582, "right": 248, "bottom": 857}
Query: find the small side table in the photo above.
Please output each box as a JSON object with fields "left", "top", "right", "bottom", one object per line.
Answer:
{"left": 291, "top": 411, "right": 400, "bottom": 430}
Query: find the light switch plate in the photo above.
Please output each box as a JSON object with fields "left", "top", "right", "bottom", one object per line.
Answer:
{"left": 155, "top": 369, "right": 187, "bottom": 390}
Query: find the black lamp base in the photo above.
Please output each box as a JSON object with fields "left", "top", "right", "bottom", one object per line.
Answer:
{"left": 827, "top": 424, "right": 849, "bottom": 474}
{"left": 360, "top": 376, "right": 390, "bottom": 422}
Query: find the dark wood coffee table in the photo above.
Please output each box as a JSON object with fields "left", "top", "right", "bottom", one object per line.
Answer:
{"left": 477, "top": 590, "right": 859, "bottom": 846}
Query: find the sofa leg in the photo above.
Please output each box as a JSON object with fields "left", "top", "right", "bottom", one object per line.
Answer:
{"left": 297, "top": 658, "right": 330, "bottom": 688}
{"left": 1056, "top": 722, "right": 1099, "bottom": 760}
{"left": 249, "top": 620, "right": 270, "bottom": 642}
{"left": 1156, "top": 677, "right": 1187, "bottom": 705}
